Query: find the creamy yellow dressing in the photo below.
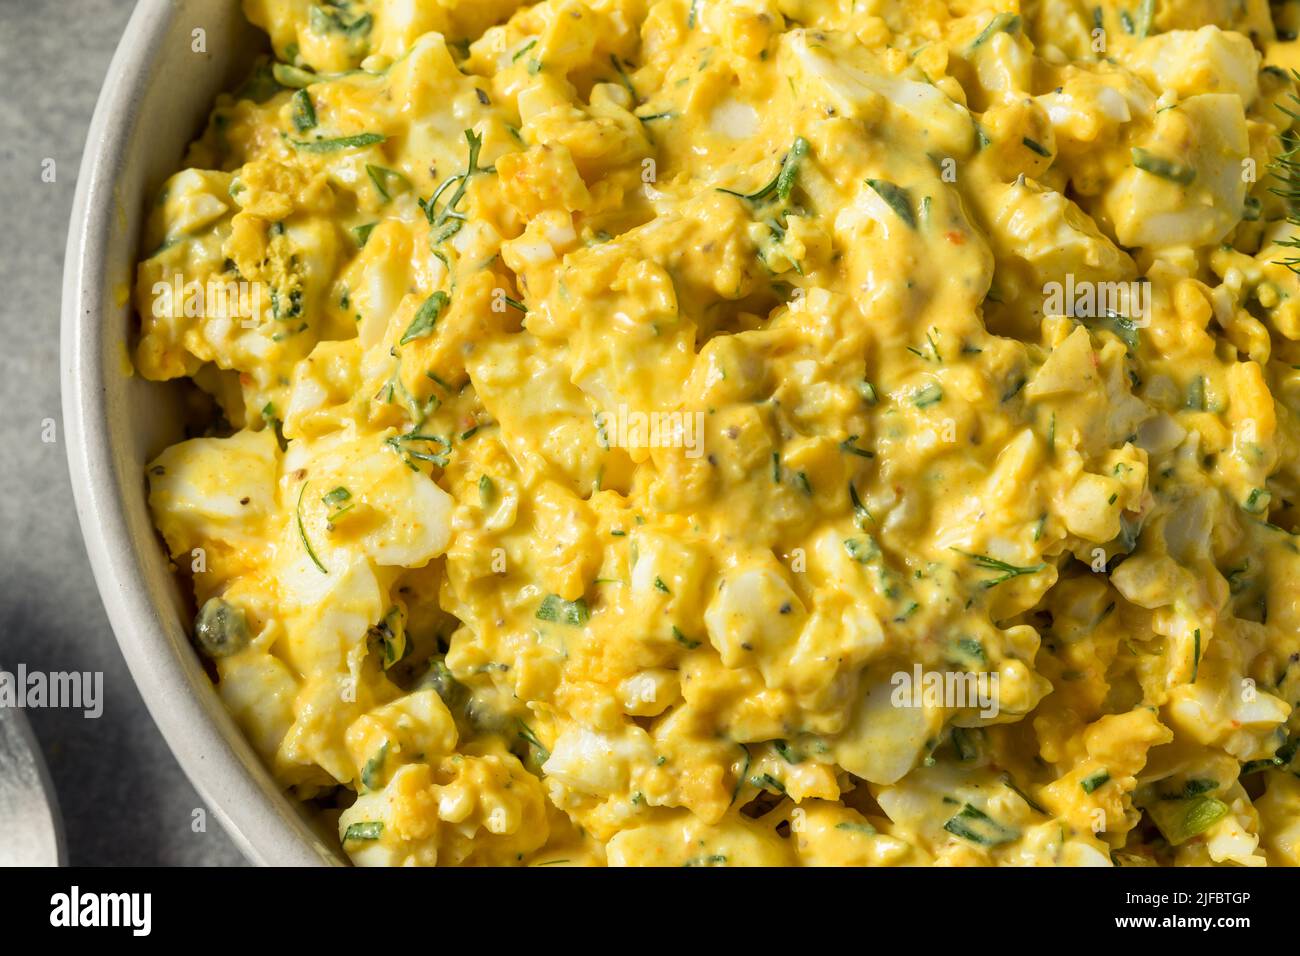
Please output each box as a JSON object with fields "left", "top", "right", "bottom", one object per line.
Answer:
{"left": 137, "top": 0, "right": 1300, "bottom": 866}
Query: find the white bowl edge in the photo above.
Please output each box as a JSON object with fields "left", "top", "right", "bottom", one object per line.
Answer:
{"left": 61, "top": 0, "right": 338, "bottom": 866}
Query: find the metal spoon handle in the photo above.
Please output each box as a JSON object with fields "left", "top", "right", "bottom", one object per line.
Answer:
{"left": 0, "top": 701, "right": 66, "bottom": 866}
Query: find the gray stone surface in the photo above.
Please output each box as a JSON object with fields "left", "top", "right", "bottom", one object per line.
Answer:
{"left": 0, "top": 0, "right": 246, "bottom": 865}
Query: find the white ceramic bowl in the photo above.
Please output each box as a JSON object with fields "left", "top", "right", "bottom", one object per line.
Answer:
{"left": 61, "top": 0, "right": 339, "bottom": 865}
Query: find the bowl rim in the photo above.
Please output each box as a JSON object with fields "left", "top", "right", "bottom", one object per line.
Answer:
{"left": 60, "top": 0, "right": 332, "bottom": 866}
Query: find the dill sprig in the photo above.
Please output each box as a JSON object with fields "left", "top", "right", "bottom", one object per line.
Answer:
{"left": 418, "top": 129, "right": 494, "bottom": 245}
{"left": 1269, "top": 73, "right": 1300, "bottom": 273}
{"left": 952, "top": 549, "right": 1044, "bottom": 588}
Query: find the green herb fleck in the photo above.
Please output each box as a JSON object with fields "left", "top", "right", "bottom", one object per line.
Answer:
{"left": 361, "top": 742, "right": 389, "bottom": 791}
{"left": 1132, "top": 147, "right": 1195, "bottom": 185}
{"left": 969, "top": 12, "right": 1021, "bottom": 50}
{"left": 1134, "top": 0, "right": 1155, "bottom": 39}
{"left": 718, "top": 137, "right": 810, "bottom": 205}
{"left": 352, "top": 222, "right": 377, "bottom": 246}
{"left": 943, "top": 803, "right": 1019, "bottom": 846}
{"left": 672, "top": 625, "right": 701, "bottom": 649}
{"left": 953, "top": 549, "right": 1044, "bottom": 588}
{"left": 290, "top": 89, "right": 316, "bottom": 132}
{"left": 913, "top": 382, "right": 943, "bottom": 407}
{"left": 399, "top": 291, "right": 450, "bottom": 345}
{"left": 289, "top": 132, "right": 385, "bottom": 152}
{"left": 1147, "top": 795, "right": 1228, "bottom": 845}
{"left": 1081, "top": 770, "right": 1110, "bottom": 794}
{"left": 366, "top": 164, "right": 410, "bottom": 203}
{"left": 840, "top": 435, "right": 874, "bottom": 458}
{"left": 296, "top": 482, "right": 328, "bottom": 574}
{"left": 866, "top": 178, "right": 916, "bottom": 228}
{"left": 536, "top": 594, "right": 590, "bottom": 626}
{"left": 343, "top": 821, "right": 383, "bottom": 842}
{"left": 1022, "top": 136, "right": 1051, "bottom": 158}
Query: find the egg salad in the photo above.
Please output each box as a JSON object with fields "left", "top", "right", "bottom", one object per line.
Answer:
{"left": 136, "top": 0, "right": 1300, "bottom": 866}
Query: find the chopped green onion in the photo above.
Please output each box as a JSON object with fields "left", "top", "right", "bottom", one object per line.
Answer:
{"left": 272, "top": 63, "right": 318, "bottom": 89}
{"left": 952, "top": 727, "right": 983, "bottom": 761}
{"left": 1081, "top": 770, "right": 1110, "bottom": 794}
{"left": 1147, "top": 795, "right": 1229, "bottom": 845}
{"left": 1079, "top": 311, "right": 1140, "bottom": 351}
{"left": 913, "top": 382, "right": 943, "bottom": 407}
{"left": 1244, "top": 488, "right": 1270, "bottom": 514}
{"left": 536, "top": 594, "right": 590, "bottom": 626}
{"left": 1134, "top": 0, "right": 1155, "bottom": 39}
{"left": 343, "top": 821, "right": 383, "bottom": 842}
{"left": 1022, "top": 136, "right": 1051, "bottom": 158}
{"left": 774, "top": 740, "right": 802, "bottom": 764}
{"left": 750, "top": 772, "right": 786, "bottom": 793}
{"left": 290, "top": 89, "right": 316, "bottom": 132}
{"left": 309, "top": 4, "right": 372, "bottom": 36}
{"left": 1181, "top": 778, "right": 1218, "bottom": 797}
{"left": 322, "top": 486, "right": 351, "bottom": 506}
{"left": 1132, "top": 147, "right": 1195, "bottom": 185}
{"left": 361, "top": 742, "right": 388, "bottom": 791}
{"left": 943, "top": 803, "right": 1019, "bottom": 846}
